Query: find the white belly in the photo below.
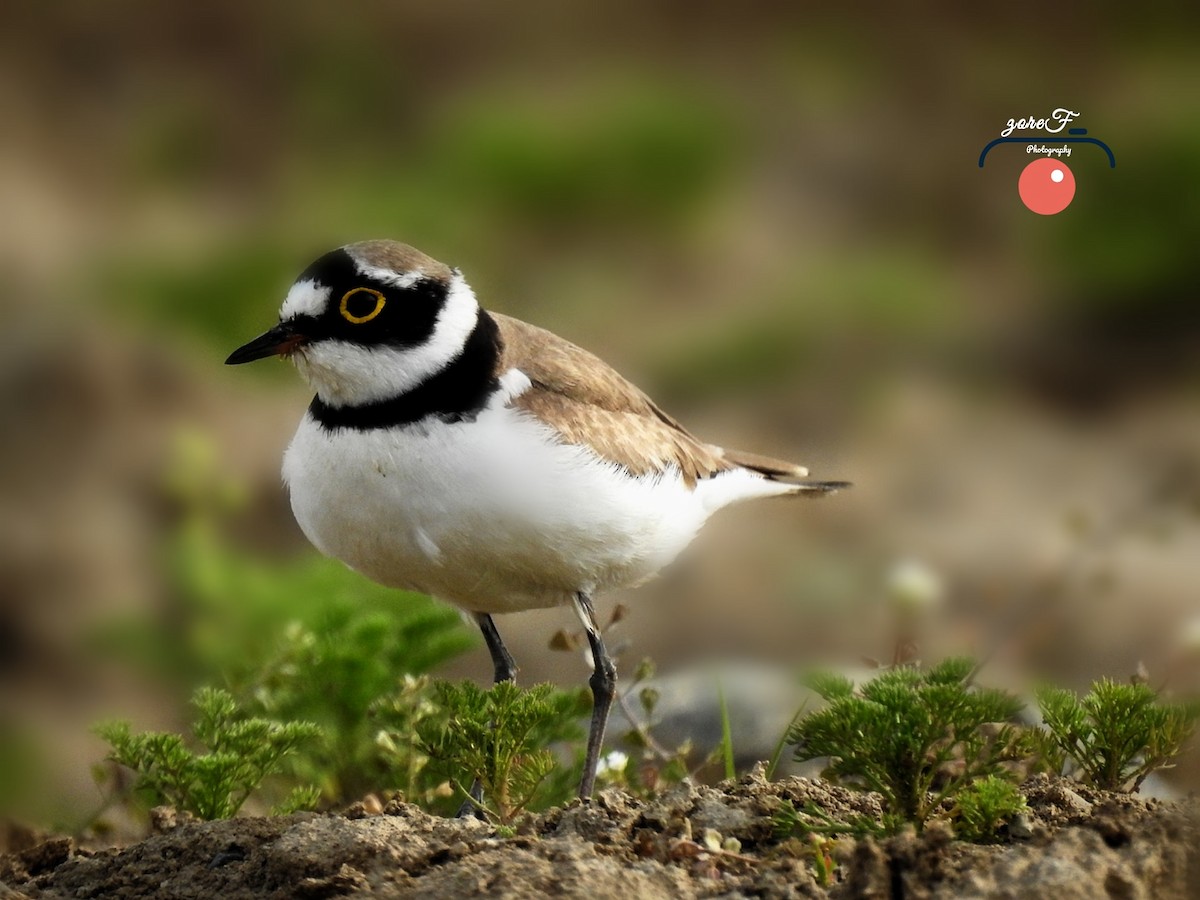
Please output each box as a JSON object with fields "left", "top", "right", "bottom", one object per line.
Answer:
{"left": 281, "top": 403, "right": 773, "bottom": 614}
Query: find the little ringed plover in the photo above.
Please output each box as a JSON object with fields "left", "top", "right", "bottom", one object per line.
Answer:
{"left": 226, "top": 240, "right": 848, "bottom": 802}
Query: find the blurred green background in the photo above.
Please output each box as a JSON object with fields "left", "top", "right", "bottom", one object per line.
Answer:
{"left": 2, "top": 2, "right": 1199, "bottom": 829}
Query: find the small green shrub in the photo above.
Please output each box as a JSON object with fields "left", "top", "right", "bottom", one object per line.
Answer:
{"left": 953, "top": 775, "right": 1027, "bottom": 842}
{"left": 416, "top": 681, "right": 589, "bottom": 824}
{"left": 1035, "top": 680, "right": 1199, "bottom": 791}
{"left": 240, "top": 601, "right": 473, "bottom": 805}
{"left": 95, "top": 687, "right": 321, "bottom": 820}
{"left": 789, "top": 659, "right": 1030, "bottom": 833}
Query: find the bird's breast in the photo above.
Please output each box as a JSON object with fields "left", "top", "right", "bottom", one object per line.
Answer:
{"left": 281, "top": 404, "right": 717, "bottom": 613}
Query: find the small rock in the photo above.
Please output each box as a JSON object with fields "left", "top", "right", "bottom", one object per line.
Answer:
{"left": 741, "top": 761, "right": 769, "bottom": 784}
{"left": 1009, "top": 812, "right": 1035, "bottom": 840}
{"left": 296, "top": 862, "right": 369, "bottom": 898}
{"left": 383, "top": 798, "right": 418, "bottom": 817}
{"left": 690, "top": 794, "right": 753, "bottom": 836}
{"left": 342, "top": 794, "right": 384, "bottom": 819}
{"left": 1059, "top": 786, "right": 1092, "bottom": 815}
{"left": 149, "top": 806, "right": 195, "bottom": 833}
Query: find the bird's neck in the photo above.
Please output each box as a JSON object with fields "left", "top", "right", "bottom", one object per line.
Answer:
{"left": 307, "top": 309, "right": 502, "bottom": 431}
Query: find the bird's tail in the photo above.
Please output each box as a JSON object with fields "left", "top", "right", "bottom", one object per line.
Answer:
{"left": 720, "top": 447, "right": 851, "bottom": 495}
{"left": 782, "top": 480, "right": 853, "bottom": 496}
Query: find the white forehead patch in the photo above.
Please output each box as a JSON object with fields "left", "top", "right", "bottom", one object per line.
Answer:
{"left": 280, "top": 279, "right": 332, "bottom": 321}
{"left": 353, "top": 260, "right": 426, "bottom": 290}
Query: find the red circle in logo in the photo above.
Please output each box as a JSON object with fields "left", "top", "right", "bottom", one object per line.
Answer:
{"left": 1018, "top": 158, "right": 1076, "bottom": 215}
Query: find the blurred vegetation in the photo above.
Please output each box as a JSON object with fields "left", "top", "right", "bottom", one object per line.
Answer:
{"left": 1045, "top": 119, "right": 1200, "bottom": 304}
{"left": 433, "top": 88, "right": 739, "bottom": 227}
{"left": 94, "top": 431, "right": 474, "bottom": 690}
{"left": 97, "top": 83, "right": 741, "bottom": 353}
{"left": 5, "top": 3, "right": 1198, "bottom": 406}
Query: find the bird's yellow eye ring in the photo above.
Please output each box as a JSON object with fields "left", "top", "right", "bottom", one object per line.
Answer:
{"left": 339, "top": 287, "right": 386, "bottom": 324}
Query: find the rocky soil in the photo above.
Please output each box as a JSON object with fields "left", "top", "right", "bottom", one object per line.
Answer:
{"left": 2, "top": 772, "right": 1195, "bottom": 899}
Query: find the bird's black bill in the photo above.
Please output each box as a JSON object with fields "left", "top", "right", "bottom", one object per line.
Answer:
{"left": 225, "top": 322, "right": 308, "bottom": 365}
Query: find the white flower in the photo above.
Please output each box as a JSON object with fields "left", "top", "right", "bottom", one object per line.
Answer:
{"left": 596, "top": 750, "right": 628, "bottom": 777}
{"left": 887, "top": 558, "right": 944, "bottom": 615}
{"left": 1178, "top": 617, "right": 1200, "bottom": 656}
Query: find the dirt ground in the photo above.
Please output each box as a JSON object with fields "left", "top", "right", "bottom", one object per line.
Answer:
{"left": 3, "top": 772, "right": 1195, "bottom": 900}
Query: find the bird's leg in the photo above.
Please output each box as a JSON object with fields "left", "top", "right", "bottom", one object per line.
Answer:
{"left": 478, "top": 612, "right": 518, "bottom": 684}
{"left": 574, "top": 592, "right": 617, "bottom": 801}
{"left": 456, "top": 613, "right": 518, "bottom": 818}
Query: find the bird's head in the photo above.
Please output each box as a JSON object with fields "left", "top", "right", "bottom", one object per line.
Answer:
{"left": 226, "top": 240, "right": 480, "bottom": 407}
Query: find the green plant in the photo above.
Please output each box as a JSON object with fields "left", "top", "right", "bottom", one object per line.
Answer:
{"left": 95, "top": 687, "right": 321, "bottom": 820}
{"left": 239, "top": 600, "right": 473, "bottom": 805}
{"left": 416, "top": 680, "right": 589, "bottom": 824}
{"left": 1035, "top": 680, "right": 1200, "bottom": 791}
{"left": 807, "top": 834, "right": 838, "bottom": 887}
{"left": 952, "top": 774, "right": 1027, "bottom": 842}
{"left": 789, "top": 658, "right": 1030, "bottom": 833}
{"left": 773, "top": 799, "right": 879, "bottom": 840}
{"left": 715, "top": 674, "right": 736, "bottom": 781}
{"left": 771, "top": 801, "right": 863, "bottom": 885}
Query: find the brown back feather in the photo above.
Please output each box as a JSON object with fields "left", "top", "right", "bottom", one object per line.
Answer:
{"left": 492, "top": 313, "right": 809, "bottom": 487}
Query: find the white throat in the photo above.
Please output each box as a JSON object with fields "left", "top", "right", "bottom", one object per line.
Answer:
{"left": 289, "top": 273, "right": 481, "bottom": 408}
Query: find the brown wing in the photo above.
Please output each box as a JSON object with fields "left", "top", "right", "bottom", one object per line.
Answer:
{"left": 491, "top": 313, "right": 809, "bottom": 487}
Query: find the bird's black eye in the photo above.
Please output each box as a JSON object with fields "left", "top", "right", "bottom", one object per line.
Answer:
{"left": 339, "top": 287, "right": 386, "bottom": 324}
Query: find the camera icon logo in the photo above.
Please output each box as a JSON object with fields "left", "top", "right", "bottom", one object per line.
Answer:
{"left": 979, "top": 110, "right": 1115, "bottom": 216}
